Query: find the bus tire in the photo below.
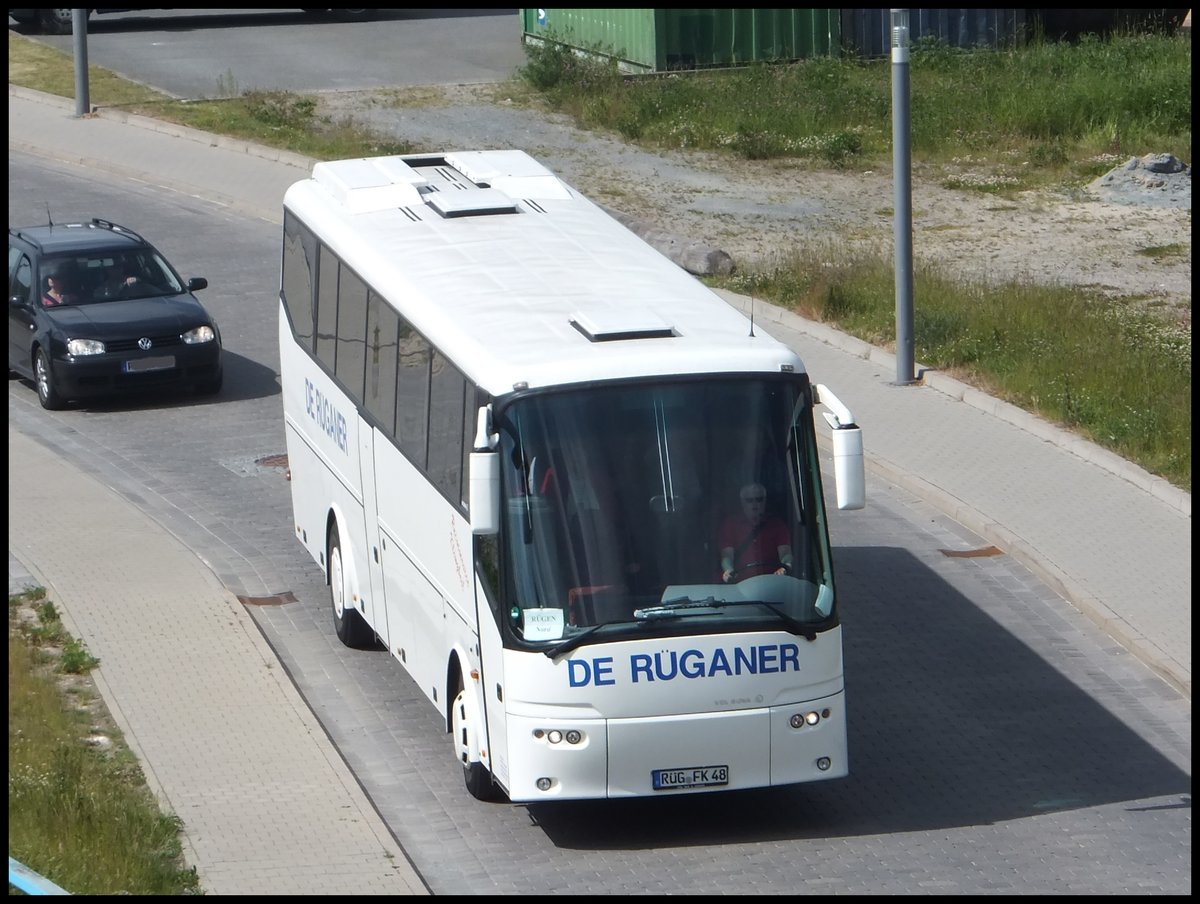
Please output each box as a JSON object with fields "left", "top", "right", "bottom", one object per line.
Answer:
{"left": 452, "top": 680, "right": 502, "bottom": 801}
{"left": 328, "top": 522, "right": 372, "bottom": 648}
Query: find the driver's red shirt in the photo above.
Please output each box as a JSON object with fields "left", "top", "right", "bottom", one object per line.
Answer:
{"left": 717, "top": 513, "right": 790, "bottom": 577}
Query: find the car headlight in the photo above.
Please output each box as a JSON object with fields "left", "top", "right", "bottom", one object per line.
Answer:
{"left": 182, "top": 325, "right": 215, "bottom": 344}
{"left": 66, "top": 338, "right": 105, "bottom": 356}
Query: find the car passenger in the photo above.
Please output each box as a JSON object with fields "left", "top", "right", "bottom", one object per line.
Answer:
{"left": 42, "top": 264, "right": 83, "bottom": 307}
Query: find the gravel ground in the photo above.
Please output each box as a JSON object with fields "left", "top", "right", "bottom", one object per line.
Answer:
{"left": 317, "top": 84, "right": 1192, "bottom": 328}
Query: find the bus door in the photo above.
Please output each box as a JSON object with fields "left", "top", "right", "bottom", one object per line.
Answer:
{"left": 358, "top": 422, "right": 390, "bottom": 647}
{"left": 474, "top": 570, "right": 510, "bottom": 791}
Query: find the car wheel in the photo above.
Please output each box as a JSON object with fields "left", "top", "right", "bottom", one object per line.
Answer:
{"left": 34, "top": 350, "right": 66, "bottom": 410}
{"left": 36, "top": 9, "right": 76, "bottom": 35}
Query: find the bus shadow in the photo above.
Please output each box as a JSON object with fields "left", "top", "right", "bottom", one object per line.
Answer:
{"left": 527, "top": 545, "right": 1190, "bottom": 849}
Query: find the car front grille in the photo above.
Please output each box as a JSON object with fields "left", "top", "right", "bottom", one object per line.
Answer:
{"left": 105, "top": 334, "right": 185, "bottom": 353}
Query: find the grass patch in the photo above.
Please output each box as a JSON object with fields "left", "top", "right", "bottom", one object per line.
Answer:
{"left": 9, "top": 589, "right": 201, "bottom": 895}
{"left": 714, "top": 245, "right": 1191, "bottom": 490}
{"left": 1135, "top": 242, "right": 1188, "bottom": 261}
{"left": 516, "top": 29, "right": 1192, "bottom": 189}
{"left": 7, "top": 31, "right": 414, "bottom": 160}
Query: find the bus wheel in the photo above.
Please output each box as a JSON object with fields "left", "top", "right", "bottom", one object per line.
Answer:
{"left": 452, "top": 681, "right": 501, "bottom": 801}
{"left": 328, "top": 522, "right": 372, "bottom": 648}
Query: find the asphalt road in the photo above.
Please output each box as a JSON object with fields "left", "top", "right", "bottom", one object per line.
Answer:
{"left": 9, "top": 8, "right": 528, "bottom": 98}
{"left": 8, "top": 150, "right": 1191, "bottom": 894}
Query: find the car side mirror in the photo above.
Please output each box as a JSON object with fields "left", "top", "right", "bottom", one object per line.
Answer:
{"left": 187, "top": 277, "right": 208, "bottom": 292}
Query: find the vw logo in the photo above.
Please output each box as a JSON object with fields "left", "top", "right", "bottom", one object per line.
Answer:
{"left": 137, "top": 337, "right": 153, "bottom": 350}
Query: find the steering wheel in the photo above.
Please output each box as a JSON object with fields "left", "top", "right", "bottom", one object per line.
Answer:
{"left": 740, "top": 560, "right": 778, "bottom": 571}
{"left": 727, "top": 561, "right": 784, "bottom": 582}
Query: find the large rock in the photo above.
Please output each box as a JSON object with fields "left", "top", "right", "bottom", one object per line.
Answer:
{"left": 1087, "top": 153, "right": 1191, "bottom": 208}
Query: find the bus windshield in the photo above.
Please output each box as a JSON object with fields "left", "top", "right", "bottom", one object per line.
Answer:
{"left": 495, "top": 376, "right": 836, "bottom": 648}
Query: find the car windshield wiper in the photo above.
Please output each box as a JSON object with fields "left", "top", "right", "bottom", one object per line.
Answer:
{"left": 635, "top": 597, "right": 816, "bottom": 639}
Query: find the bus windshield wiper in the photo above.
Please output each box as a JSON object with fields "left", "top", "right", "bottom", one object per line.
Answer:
{"left": 636, "top": 597, "right": 816, "bottom": 639}
{"left": 634, "top": 596, "right": 718, "bottom": 619}
{"left": 543, "top": 622, "right": 614, "bottom": 659}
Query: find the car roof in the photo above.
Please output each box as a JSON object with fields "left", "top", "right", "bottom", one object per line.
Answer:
{"left": 10, "top": 220, "right": 151, "bottom": 256}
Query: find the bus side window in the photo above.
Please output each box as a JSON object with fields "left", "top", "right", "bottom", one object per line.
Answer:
{"left": 281, "top": 212, "right": 316, "bottom": 350}
{"left": 395, "top": 320, "right": 430, "bottom": 469}
{"left": 315, "top": 245, "right": 339, "bottom": 370}
{"left": 428, "top": 351, "right": 466, "bottom": 503}
{"left": 335, "top": 265, "right": 368, "bottom": 400}
{"left": 364, "top": 290, "right": 400, "bottom": 436}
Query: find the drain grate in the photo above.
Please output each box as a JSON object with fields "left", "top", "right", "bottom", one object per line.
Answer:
{"left": 257, "top": 453, "right": 289, "bottom": 469}
{"left": 238, "top": 591, "right": 299, "bottom": 606}
{"left": 219, "top": 453, "right": 290, "bottom": 478}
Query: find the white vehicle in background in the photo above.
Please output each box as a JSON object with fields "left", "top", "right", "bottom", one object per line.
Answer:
{"left": 278, "top": 149, "right": 865, "bottom": 802}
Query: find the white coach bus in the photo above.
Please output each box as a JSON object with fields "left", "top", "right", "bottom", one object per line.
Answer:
{"left": 278, "top": 150, "right": 865, "bottom": 802}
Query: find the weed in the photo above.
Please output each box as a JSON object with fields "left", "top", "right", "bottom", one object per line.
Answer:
{"left": 9, "top": 590, "right": 200, "bottom": 894}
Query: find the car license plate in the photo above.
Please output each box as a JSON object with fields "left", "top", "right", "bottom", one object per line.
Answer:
{"left": 124, "top": 355, "right": 175, "bottom": 373}
{"left": 652, "top": 765, "right": 729, "bottom": 790}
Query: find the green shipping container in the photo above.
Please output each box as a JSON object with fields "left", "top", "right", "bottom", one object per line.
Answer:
{"left": 520, "top": 8, "right": 841, "bottom": 73}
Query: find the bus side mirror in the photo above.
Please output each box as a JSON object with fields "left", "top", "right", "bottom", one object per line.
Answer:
{"left": 815, "top": 384, "right": 866, "bottom": 511}
{"left": 469, "top": 404, "right": 500, "bottom": 535}
{"left": 469, "top": 451, "right": 500, "bottom": 535}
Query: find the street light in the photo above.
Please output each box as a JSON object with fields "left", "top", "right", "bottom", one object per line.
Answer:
{"left": 891, "top": 9, "right": 916, "bottom": 385}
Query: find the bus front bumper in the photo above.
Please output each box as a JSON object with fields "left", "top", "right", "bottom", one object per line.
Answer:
{"left": 503, "top": 692, "right": 846, "bottom": 801}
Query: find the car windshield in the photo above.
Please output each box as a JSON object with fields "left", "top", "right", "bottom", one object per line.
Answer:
{"left": 493, "top": 376, "right": 837, "bottom": 650}
{"left": 39, "top": 250, "right": 184, "bottom": 305}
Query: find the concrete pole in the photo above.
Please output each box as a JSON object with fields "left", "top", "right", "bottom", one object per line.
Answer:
{"left": 891, "top": 9, "right": 916, "bottom": 385}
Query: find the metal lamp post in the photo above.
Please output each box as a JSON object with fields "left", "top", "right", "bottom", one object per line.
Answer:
{"left": 72, "top": 9, "right": 90, "bottom": 116}
{"left": 891, "top": 9, "right": 916, "bottom": 385}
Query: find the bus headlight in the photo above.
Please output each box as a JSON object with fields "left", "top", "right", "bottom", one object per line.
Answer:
{"left": 790, "top": 710, "right": 826, "bottom": 729}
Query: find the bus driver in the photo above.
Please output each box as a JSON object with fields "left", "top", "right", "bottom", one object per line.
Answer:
{"left": 718, "top": 482, "right": 794, "bottom": 583}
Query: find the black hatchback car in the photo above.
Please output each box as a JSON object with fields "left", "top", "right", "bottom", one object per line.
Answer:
{"left": 8, "top": 218, "right": 222, "bottom": 409}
